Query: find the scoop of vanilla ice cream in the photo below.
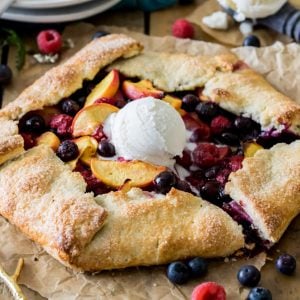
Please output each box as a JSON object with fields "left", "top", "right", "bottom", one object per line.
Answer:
{"left": 218, "top": 0, "right": 287, "bottom": 19}
{"left": 104, "top": 97, "right": 186, "bottom": 167}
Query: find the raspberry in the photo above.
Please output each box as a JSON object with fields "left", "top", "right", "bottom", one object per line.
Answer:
{"left": 92, "top": 125, "right": 107, "bottom": 142}
{"left": 192, "top": 143, "right": 230, "bottom": 168}
{"left": 77, "top": 168, "right": 109, "bottom": 196}
{"left": 210, "top": 116, "right": 232, "bottom": 135}
{"left": 183, "top": 115, "right": 211, "bottom": 141}
{"left": 216, "top": 168, "right": 231, "bottom": 185}
{"left": 37, "top": 30, "right": 62, "bottom": 54}
{"left": 228, "top": 155, "right": 244, "bottom": 172}
{"left": 20, "top": 132, "right": 36, "bottom": 150}
{"left": 49, "top": 114, "right": 73, "bottom": 137}
{"left": 191, "top": 282, "right": 226, "bottom": 300}
{"left": 172, "top": 19, "right": 195, "bottom": 39}
{"left": 176, "top": 150, "right": 192, "bottom": 168}
{"left": 192, "top": 143, "right": 219, "bottom": 168}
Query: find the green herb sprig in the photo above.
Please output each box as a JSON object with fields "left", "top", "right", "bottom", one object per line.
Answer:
{"left": 0, "top": 28, "right": 25, "bottom": 70}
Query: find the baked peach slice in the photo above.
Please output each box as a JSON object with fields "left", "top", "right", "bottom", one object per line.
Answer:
{"left": 67, "top": 136, "right": 98, "bottom": 170}
{"left": 122, "top": 79, "right": 164, "bottom": 100}
{"left": 72, "top": 103, "right": 118, "bottom": 137}
{"left": 37, "top": 131, "right": 60, "bottom": 151}
{"left": 84, "top": 70, "right": 120, "bottom": 107}
{"left": 162, "top": 95, "right": 182, "bottom": 110}
{"left": 91, "top": 158, "right": 166, "bottom": 188}
{"left": 243, "top": 142, "right": 263, "bottom": 157}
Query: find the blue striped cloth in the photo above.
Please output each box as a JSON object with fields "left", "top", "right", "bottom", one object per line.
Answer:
{"left": 115, "top": 0, "right": 177, "bottom": 11}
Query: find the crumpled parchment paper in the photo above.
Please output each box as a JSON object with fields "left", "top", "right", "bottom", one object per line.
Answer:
{"left": 1, "top": 23, "right": 300, "bottom": 300}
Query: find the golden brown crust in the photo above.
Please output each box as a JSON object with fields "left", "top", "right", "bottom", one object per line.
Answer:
{"left": 0, "top": 145, "right": 107, "bottom": 264}
{"left": 0, "top": 33, "right": 298, "bottom": 272}
{"left": 73, "top": 188, "right": 244, "bottom": 271}
{"left": 0, "top": 118, "right": 24, "bottom": 165}
{"left": 225, "top": 141, "right": 300, "bottom": 243}
{"left": 111, "top": 51, "right": 300, "bottom": 135}
{"left": 202, "top": 68, "right": 300, "bottom": 135}
{"left": 0, "top": 34, "right": 143, "bottom": 120}
{"left": 110, "top": 51, "right": 238, "bottom": 92}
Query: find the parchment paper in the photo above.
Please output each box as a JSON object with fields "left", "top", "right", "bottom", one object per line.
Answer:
{"left": 1, "top": 23, "right": 300, "bottom": 300}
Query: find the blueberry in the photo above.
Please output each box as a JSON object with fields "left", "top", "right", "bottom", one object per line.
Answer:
{"left": 76, "top": 96, "right": 86, "bottom": 107}
{"left": 61, "top": 99, "right": 80, "bottom": 116}
{"left": 200, "top": 181, "right": 223, "bottom": 204}
{"left": 154, "top": 171, "right": 177, "bottom": 194}
{"left": 275, "top": 254, "right": 296, "bottom": 275}
{"left": 243, "top": 35, "right": 261, "bottom": 47}
{"left": 237, "top": 265, "right": 261, "bottom": 287}
{"left": 219, "top": 132, "right": 240, "bottom": 146}
{"left": 0, "top": 64, "right": 12, "bottom": 85}
{"left": 167, "top": 261, "right": 190, "bottom": 284}
{"left": 97, "top": 140, "right": 116, "bottom": 157}
{"left": 24, "top": 115, "right": 46, "bottom": 133}
{"left": 92, "top": 31, "right": 109, "bottom": 39}
{"left": 234, "top": 116, "right": 254, "bottom": 132}
{"left": 187, "top": 257, "right": 208, "bottom": 278}
{"left": 175, "top": 180, "right": 191, "bottom": 193}
{"left": 57, "top": 140, "right": 79, "bottom": 162}
{"left": 195, "top": 102, "right": 219, "bottom": 122}
{"left": 247, "top": 287, "right": 272, "bottom": 300}
{"left": 182, "top": 94, "right": 199, "bottom": 112}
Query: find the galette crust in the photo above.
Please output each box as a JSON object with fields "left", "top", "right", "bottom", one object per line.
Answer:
{"left": 0, "top": 145, "right": 107, "bottom": 264}
{"left": 0, "top": 118, "right": 24, "bottom": 165}
{"left": 110, "top": 51, "right": 238, "bottom": 92}
{"left": 225, "top": 140, "right": 300, "bottom": 243}
{"left": 0, "top": 34, "right": 143, "bottom": 121}
{"left": 110, "top": 51, "right": 300, "bottom": 134}
{"left": 202, "top": 68, "right": 300, "bottom": 134}
{"left": 73, "top": 188, "right": 244, "bottom": 271}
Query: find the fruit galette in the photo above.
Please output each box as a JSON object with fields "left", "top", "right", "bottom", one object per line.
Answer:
{"left": 0, "top": 34, "right": 299, "bottom": 272}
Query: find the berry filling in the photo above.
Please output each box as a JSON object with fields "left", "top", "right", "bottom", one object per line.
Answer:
{"left": 18, "top": 69, "right": 300, "bottom": 254}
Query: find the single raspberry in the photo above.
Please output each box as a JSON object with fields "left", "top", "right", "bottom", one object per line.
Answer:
{"left": 228, "top": 155, "right": 244, "bottom": 172}
{"left": 192, "top": 143, "right": 219, "bottom": 168}
{"left": 216, "top": 168, "right": 231, "bottom": 185}
{"left": 92, "top": 125, "right": 107, "bottom": 142}
{"left": 191, "top": 282, "right": 226, "bottom": 300}
{"left": 210, "top": 116, "right": 232, "bottom": 135}
{"left": 49, "top": 114, "right": 73, "bottom": 137}
{"left": 172, "top": 19, "right": 195, "bottom": 39}
{"left": 192, "top": 143, "right": 230, "bottom": 168}
{"left": 37, "top": 30, "right": 62, "bottom": 54}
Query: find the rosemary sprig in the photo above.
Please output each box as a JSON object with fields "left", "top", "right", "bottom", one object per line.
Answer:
{"left": 1, "top": 29, "right": 26, "bottom": 70}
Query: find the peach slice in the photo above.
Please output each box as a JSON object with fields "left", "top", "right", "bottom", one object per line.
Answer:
{"left": 162, "top": 95, "right": 182, "bottom": 110}
{"left": 37, "top": 131, "right": 60, "bottom": 151}
{"left": 72, "top": 103, "right": 119, "bottom": 137}
{"left": 243, "top": 142, "right": 263, "bottom": 158}
{"left": 84, "top": 70, "right": 120, "bottom": 107}
{"left": 91, "top": 158, "right": 166, "bottom": 188}
{"left": 178, "top": 108, "right": 187, "bottom": 117}
{"left": 122, "top": 79, "right": 164, "bottom": 100}
{"left": 67, "top": 136, "right": 98, "bottom": 170}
